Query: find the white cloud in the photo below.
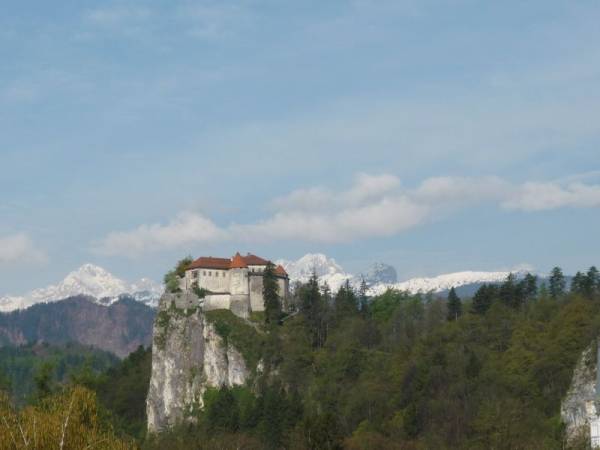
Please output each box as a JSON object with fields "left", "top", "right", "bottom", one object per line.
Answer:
{"left": 0, "top": 233, "right": 47, "bottom": 265}
{"left": 94, "top": 173, "right": 600, "bottom": 255}
{"left": 94, "top": 212, "right": 228, "bottom": 256}
{"left": 503, "top": 182, "right": 600, "bottom": 211}
{"left": 233, "top": 195, "right": 429, "bottom": 244}
{"left": 271, "top": 173, "right": 401, "bottom": 212}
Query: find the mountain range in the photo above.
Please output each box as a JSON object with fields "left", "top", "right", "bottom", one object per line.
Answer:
{"left": 0, "top": 264, "right": 162, "bottom": 312}
{"left": 276, "top": 253, "right": 517, "bottom": 295}
{"left": 0, "top": 296, "right": 155, "bottom": 358}
{"left": 0, "top": 255, "right": 525, "bottom": 313}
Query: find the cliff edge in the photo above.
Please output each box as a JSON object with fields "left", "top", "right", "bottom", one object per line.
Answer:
{"left": 146, "top": 292, "right": 256, "bottom": 432}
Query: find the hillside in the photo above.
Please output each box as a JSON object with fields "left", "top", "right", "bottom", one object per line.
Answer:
{"left": 0, "top": 296, "right": 155, "bottom": 358}
{"left": 0, "top": 342, "right": 118, "bottom": 405}
{"left": 138, "top": 267, "right": 600, "bottom": 449}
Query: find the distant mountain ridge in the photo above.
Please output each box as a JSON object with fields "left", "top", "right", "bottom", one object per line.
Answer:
{"left": 0, "top": 257, "right": 530, "bottom": 314}
{"left": 0, "top": 295, "right": 155, "bottom": 358}
{"left": 0, "top": 264, "right": 162, "bottom": 312}
{"left": 278, "top": 253, "right": 527, "bottom": 296}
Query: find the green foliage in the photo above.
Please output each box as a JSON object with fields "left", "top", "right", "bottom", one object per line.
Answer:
{"left": 204, "top": 310, "right": 265, "bottom": 369}
{"left": 334, "top": 280, "right": 359, "bottom": 320}
{"left": 0, "top": 342, "right": 117, "bottom": 406}
{"left": 176, "top": 257, "right": 194, "bottom": 278}
{"left": 446, "top": 287, "right": 462, "bottom": 321}
{"left": 549, "top": 266, "right": 566, "bottom": 299}
{"left": 191, "top": 282, "right": 208, "bottom": 299}
{"left": 0, "top": 386, "right": 135, "bottom": 449}
{"left": 164, "top": 270, "right": 181, "bottom": 294}
{"left": 164, "top": 256, "right": 193, "bottom": 293}
{"left": 33, "top": 361, "right": 55, "bottom": 402}
{"left": 471, "top": 283, "right": 498, "bottom": 315}
{"left": 263, "top": 262, "right": 282, "bottom": 325}
{"left": 9, "top": 263, "right": 594, "bottom": 450}
{"left": 298, "top": 273, "right": 330, "bottom": 348}
{"left": 94, "top": 346, "right": 152, "bottom": 440}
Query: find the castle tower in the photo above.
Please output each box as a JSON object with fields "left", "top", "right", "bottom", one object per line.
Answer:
{"left": 229, "top": 252, "right": 250, "bottom": 318}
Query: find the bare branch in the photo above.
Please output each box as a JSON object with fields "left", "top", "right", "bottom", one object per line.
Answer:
{"left": 59, "top": 394, "right": 76, "bottom": 450}
{"left": 1, "top": 415, "right": 18, "bottom": 448}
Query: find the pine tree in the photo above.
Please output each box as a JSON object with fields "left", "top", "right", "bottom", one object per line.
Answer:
{"left": 522, "top": 273, "right": 538, "bottom": 301}
{"left": 358, "top": 278, "right": 369, "bottom": 313}
{"left": 585, "top": 266, "right": 600, "bottom": 298}
{"left": 471, "top": 284, "right": 497, "bottom": 315}
{"left": 571, "top": 271, "right": 586, "bottom": 296}
{"left": 263, "top": 262, "right": 282, "bottom": 325}
{"left": 446, "top": 287, "right": 462, "bottom": 321}
{"left": 334, "top": 280, "right": 358, "bottom": 320}
{"left": 549, "top": 267, "right": 566, "bottom": 300}
{"left": 299, "top": 272, "right": 327, "bottom": 348}
{"left": 500, "top": 273, "right": 517, "bottom": 308}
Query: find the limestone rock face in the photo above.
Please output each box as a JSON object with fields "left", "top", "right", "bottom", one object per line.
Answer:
{"left": 146, "top": 293, "right": 249, "bottom": 433}
{"left": 561, "top": 344, "right": 600, "bottom": 447}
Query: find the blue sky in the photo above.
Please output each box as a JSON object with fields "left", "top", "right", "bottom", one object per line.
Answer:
{"left": 1, "top": 0, "right": 600, "bottom": 293}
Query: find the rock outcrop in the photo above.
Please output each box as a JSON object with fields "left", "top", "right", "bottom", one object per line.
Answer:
{"left": 146, "top": 293, "right": 251, "bottom": 432}
{"left": 562, "top": 343, "right": 600, "bottom": 448}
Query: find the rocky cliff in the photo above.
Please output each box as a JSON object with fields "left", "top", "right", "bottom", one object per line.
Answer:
{"left": 562, "top": 342, "right": 600, "bottom": 448}
{"left": 146, "top": 292, "right": 254, "bottom": 432}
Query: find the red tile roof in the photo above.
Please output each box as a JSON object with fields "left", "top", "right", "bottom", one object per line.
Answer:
{"left": 274, "top": 265, "right": 288, "bottom": 277}
{"left": 230, "top": 252, "right": 248, "bottom": 269}
{"left": 242, "top": 254, "right": 270, "bottom": 265}
{"left": 187, "top": 252, "right": 274, "bottom": 271}
{"left": 188, "top": 257, "right": 232, "bottom": 270}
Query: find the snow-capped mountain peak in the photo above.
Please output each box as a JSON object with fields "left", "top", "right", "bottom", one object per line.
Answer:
{"left": 278, "top": 254, "right": 526, "bottom": 296}
{"left": 367, "top": 270, "right": 514, "bottom": 296}
{"left": 0, "top": 264, "right": 162, "bottom": 312}
{"left": 276, "top": 253, "right": 353, "bottom": 292}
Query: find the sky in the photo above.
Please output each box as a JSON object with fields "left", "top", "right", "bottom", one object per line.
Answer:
{"left": 1, "top": 0, "right": 600, "bottom": 294}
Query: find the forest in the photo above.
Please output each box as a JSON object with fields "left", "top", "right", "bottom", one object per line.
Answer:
{"left": 1, "top": 265, "right": 599, "bottom": 449}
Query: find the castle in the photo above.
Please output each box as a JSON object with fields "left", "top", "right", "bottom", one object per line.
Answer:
{"left": 183, "top": 252, "right": 289, "bottom": 319}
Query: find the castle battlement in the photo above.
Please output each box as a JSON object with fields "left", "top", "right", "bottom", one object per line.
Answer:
{"left": 183, "top": 252, "right": 289, "bottom": 319}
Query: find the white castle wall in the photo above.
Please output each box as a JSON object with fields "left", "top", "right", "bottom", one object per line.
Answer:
{"left": 249, "top": 275, "right": 264, "bottom": 312}
{"left": 203, "top": 294, "right": 231, "bottom": 311}
{"left": 186, "top": 269, "right": 230, "bottom": 293}
{"left": 185, "top": 263, "right": 289, "bottom": 318}
{"left": 229, "top": 268, "right": 249, "bottom": 295}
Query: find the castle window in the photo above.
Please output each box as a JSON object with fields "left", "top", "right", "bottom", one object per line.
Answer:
{"left": 192, "top": 271, "right": 198, "bottom": 279}
{"left": 208, "top": 271, "right": 212, "bottom": 276}
{"left": 203, "top": 271, "right": 206, "bottom": 276}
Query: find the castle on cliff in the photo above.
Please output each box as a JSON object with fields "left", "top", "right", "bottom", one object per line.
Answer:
{"left": 183, "top": 252, "right": 289, "bottom": 318}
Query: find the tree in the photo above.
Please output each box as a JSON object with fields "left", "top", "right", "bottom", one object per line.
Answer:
{"left": 471, "top": 284, "right": 497, "bottom": 315}
{"left": 0, "top": 387, "right": 135, "bottom": 449}
{"left": 164, "top": 256, "right": 193, "bottom": 294}
{"left": 175, "top": 256, "right": 193, "bottom": 278}
{"left": 585, "top": 266, "right": 600, "bottom": 298}
{"left": 548, "top": 267, "right": 566, "bottom": 300}
{"left": 571, "top": 271, "right": 586, "bottom": 296}
{"left": 299, "top": 272, "right": 328, "bottom": 348}
{"left": 335, "top": 280, "right": 359, "bottom": 320}
{"left": 33, "top": 362, "right": 55, "bottom": 402}
{"left": 358, "top": 278, "right": 369, "bottom": 314}
{"left": 447, "top": 287, "right": 462, "bottom": 321}
{"left": 206, "top": 387, "right": 239, "bottom": 431}
{"left": 521, "top": 273, "right": 538, "bottom": 301}
{"left": 500, "top": 273, "right": 524, "bottom": 309}
{"left": 263, "top": 262, "right": 282, "bottom": 325}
